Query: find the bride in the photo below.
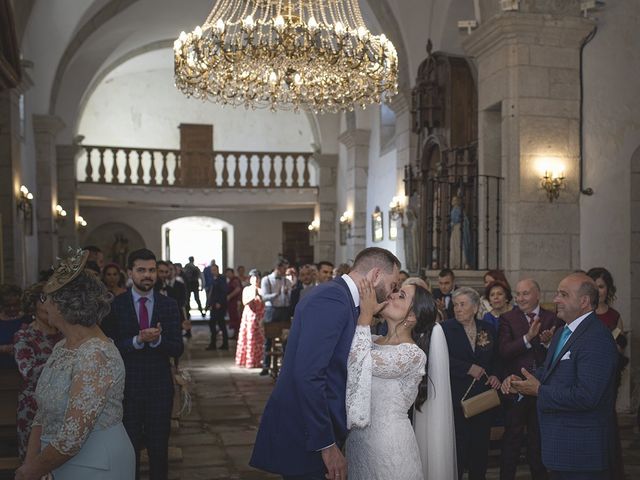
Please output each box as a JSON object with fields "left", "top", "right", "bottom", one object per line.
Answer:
{"left": 346, "top": 278, "right": 457, "bottom": 479}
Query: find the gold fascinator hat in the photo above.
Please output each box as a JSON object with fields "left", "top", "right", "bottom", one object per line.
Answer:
{"left": 44, "top": 249, "right": 90, "bottom": 294}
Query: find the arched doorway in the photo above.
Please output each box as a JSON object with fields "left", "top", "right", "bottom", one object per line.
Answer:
{"left": 161, "top": 216, "right": 234, "bottom": 272}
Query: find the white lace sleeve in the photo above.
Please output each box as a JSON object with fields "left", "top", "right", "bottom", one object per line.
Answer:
{"left": 347, "top": 326, "right": 427, "bottom": 429}
{"left": 346, "top": 325, "right": 373, "bottom": 429}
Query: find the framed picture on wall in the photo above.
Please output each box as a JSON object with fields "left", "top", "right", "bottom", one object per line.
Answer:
{"left": 388, "top": 211, "right": 398, "bottom": 240}
{"left": 339, "top": 221, "right": 348, "bottom": 246}
{"left": 372, "top": 206, "right": 383, "bottom": 242}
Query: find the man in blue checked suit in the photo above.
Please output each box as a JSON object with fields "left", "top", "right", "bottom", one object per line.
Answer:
{"left": 250, "top": 247, "right": 400, "bottom": 480}
{"left": 504, "top": 273, "right": 617, "bottom": 480}
{"left": 106, "top": 248, "right": 184, "bottom": 480}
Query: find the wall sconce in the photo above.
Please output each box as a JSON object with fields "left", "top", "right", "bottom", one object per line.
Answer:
{"left": 55, "top": 204, "right": 68, "bottom": 225}
{"left": 308, "top": 219, "right": 319, "bottom": 246}
{"left": 388, "top": 195, "right": 406, "bottom": 221}
{"left": 307, "top": 219, "right": 320, "bottom": 233}
{"left": 339, "top": 210, "right": 352, "bottom": 246}
{"left": 17, "top": 185, "right": 34, "bottom": 218}
{"left": 17, "top": 185, "right": 34, "bottom": 235}
{"left": 76, "top": 215, "right": 88, "bottom": 229}
{"left": 541, "top": 170, "right": 565, "bottom": 202}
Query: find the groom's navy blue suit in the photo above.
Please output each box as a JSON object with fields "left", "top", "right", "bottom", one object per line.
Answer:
{"left": 250, "top": 276, "right": 359, "bottom": 476}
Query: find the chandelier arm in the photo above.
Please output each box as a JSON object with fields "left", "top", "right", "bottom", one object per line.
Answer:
{"left": 348, "top": 0, "right": 366, "bottom": 29}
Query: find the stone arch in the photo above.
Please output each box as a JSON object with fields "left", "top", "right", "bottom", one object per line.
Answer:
{"left": 82, "top": 221, "right": 146, "bottom": 268}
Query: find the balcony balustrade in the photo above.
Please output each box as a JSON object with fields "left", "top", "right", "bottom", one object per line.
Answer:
{"left": 76, "top": 145, "right": 317, "bottom": 189}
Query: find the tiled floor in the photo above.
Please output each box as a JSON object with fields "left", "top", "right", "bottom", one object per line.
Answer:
{"left": 171, "top": 325, "right": 640, "bottom": 479}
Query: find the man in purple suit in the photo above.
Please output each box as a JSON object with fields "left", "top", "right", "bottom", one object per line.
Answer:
{"left": 498, "top": 278, "right": 562, "bottom": 480}
{"left": 250, "top": 247, "right": 400, "bottom": 480}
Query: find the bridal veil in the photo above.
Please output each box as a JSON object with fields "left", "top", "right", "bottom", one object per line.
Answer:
{"left": 413, "top": 323, "right": 457, "bottom": 479}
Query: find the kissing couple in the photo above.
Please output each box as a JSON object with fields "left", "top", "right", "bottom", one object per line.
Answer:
{"left": 250, "top": 247, "right": 457, "bottom": 479}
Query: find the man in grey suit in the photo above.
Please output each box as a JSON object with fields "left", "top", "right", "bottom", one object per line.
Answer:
{"left": 504, "top": 273, "right": 617, "bottom": 480}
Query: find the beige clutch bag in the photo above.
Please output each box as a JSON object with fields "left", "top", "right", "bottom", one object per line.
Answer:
{"left": 460, "top": 373, "right": 500, "bottom": 419}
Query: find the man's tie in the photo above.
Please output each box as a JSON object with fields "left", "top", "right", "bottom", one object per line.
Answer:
{"left": 551, "top": 325, "right": 571, "bottom": 363}
{"left": 139, "top": 297, "right": 150, "bottom": 330}
{"left": 526, "top": 312, "right": 536, "bottom": 325}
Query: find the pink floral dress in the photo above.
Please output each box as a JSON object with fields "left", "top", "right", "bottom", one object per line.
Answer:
{"left": 235, "top": 287, "right": 265, "bottom": 368}
{"left": 13, "top": 324, "right": 63, "bottom": 459}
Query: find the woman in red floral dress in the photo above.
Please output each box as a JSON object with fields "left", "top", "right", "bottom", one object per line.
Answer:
{"left": 13, "top": 283, "right": 63, "bottom": 459}
{"left": 235, "top": 270, "right": 265, "bottom": 368}
{"left": 225, "top": 268, "right": 243, "bottom": 335}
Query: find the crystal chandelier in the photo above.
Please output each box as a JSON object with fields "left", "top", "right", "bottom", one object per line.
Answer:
{"left": 173, "top": 0, "right": 398, "bottom": 113}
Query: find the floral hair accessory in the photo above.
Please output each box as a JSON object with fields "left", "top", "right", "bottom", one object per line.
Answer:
{"left": 43, "top": 248, "right": 90, "bottom": 294}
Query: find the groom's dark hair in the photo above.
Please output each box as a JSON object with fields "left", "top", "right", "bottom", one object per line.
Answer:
{"left": 352, "top": 247, "right": 400, "bottom": 274}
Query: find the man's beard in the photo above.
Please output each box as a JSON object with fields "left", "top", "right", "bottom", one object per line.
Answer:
{"left": 134, "top": 279, "right": 154, "bottom": 292}
{"left": 374, "top": 282, "right": 389, "bottom": 304}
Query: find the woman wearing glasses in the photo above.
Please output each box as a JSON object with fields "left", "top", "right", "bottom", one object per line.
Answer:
{"left": 14, "top": 250, "right": 134, "bottom": 480}
{"left": 13, "top": 283, "right": 63, "bottom": 460}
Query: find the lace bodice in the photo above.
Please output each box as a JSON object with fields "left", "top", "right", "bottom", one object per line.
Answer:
{"left": 347, "top": 325, "right": 426, "bottom": 429}
{"left": 346, "top": 325, "right": 426, "bottom": 480}
{"left": 33, "top": 337, "right": 125, "bottom": 456}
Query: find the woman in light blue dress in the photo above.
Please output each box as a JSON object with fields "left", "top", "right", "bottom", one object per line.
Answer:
{"left": 15, "top": 250, "right": 135, "bottom": 480}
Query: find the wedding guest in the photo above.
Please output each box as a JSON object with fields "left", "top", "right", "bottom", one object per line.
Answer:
{"left": 478, "top": 270, "right": 511, "bottom": 319}
{"left": 235, "top": 269, "right": 265, "bottom": 368}
{"left": 207, "top": 264, "right": 228, "bottom": 350}
{"left": 237, "top": 265, "right": 250, "bottom": 287}
{"left": 13, "top": 283, "right": 63, "bottom": 460}
{"left": 481, "top": 281, "right": 513, "bottom": 331}
{"left": 442, "top": 287, "right": 500, "bottom": 480}
{"left": 398, "top": 270, "right": 410, "bottom": 284}
{"left": 334, "top": 263, "right": 351, "bottom": 277}
{"left": 102, "top": 263, "right": 127, "bottom": 297}
{"left": 225, "top": 268, "right": 243, "bottom": 336}
{"left": 15, "top": 250, "right": 135, "bottom": 480}
{"left": 433, "top": 269, "right": 456, "bottom": 320}
{"left": 587, "top": 267, "right": 627, "bottom": 480}
{"left": 0, "top": 284, "right": 30, "bottom": 369}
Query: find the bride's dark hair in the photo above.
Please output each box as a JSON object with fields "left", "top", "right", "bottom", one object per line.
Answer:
{"left": 409, "top": 285, "right": 438, "bottom": 411}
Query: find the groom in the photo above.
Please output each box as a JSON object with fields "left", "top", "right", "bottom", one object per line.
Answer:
{"left": 250, "top": 247, "right": 400, "bottom": 479}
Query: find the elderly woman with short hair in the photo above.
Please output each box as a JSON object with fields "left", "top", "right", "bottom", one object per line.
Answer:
{"left": 15, "top": 251, "right": 135, "bottom": 480}
{"left": 13, "top": 283, "right": 63, "bottom": 460}
{"left": 441, "top": 286, "right": 501, "bottom": 480}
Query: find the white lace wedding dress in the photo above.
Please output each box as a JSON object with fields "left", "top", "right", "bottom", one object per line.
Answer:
{"left": 346, "top": 325, "right": 426, "bottom": 480}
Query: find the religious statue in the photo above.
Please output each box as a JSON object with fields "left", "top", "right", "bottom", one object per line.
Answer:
{"left": 111, "top": 233, "right": 129, "bottom": 269}
{"left": 448, "top": 195, "right": 473, "bottom": 269}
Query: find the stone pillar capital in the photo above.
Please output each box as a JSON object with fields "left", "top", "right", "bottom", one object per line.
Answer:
{"left": 32, "top": 114, "right": 65, "bottom": 136}
{"left": 388, "top": 89, "right": 412, "bottom": 116}
{"left": 338, "top": 129, "right": 370, "bottom": 149}
{"left": 463, "top": 12, "right": 595, "bottom": 59}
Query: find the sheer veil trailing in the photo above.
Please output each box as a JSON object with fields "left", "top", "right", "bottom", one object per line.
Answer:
{"left": 413, "top": 323, "right": 457, "bottom": 479}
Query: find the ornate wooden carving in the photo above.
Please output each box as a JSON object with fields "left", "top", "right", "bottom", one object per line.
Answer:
{"left": 0, "top": 0, "right": 21, "bottom": 90}
{"left": 406, "top": 41, "right": 483, "bottom": 273}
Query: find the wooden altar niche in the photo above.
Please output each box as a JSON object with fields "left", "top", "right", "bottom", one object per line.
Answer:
{"left": 0, "top": 0, "right": 21, "bottom": 90}
{"left": 406, "top": 41, "right": 478, "bottom": 274}
{"left": 179, "top": 123, "right": 213, "bottom": 187}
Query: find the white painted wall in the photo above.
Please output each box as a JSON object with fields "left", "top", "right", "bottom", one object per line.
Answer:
{"left": 580, "top": 2, "right": 640, "bottom": 411}
{"left": 78, "top": 64, "right": 316, "bottom": 152}
{"left": 78, "top": 206, "right": 314, "bottom": 273}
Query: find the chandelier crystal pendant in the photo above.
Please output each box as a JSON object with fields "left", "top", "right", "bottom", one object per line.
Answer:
{"left": 173, "top": 0, "right": 398, "bottom": 113}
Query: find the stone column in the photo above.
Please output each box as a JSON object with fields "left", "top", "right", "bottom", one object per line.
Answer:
{"left": 338, "top": 128, "right": 370, "bottom": 261}
{"left": 463, "top": 11, "right": 594, "bottom": 299}
{"left": 314, "top": 154, "right": 338, "bottom": 263}
{"left": 389, "top": 90, "right": 416, "bottom": 269}
{"left": 33, "top": 115, "right": 65, "bottom": 272}
{"left": 0, "top": 89, "right": 26, "bottom": 285}
{"left": 56, "top": 144, "right": 79, "bottom": 253}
